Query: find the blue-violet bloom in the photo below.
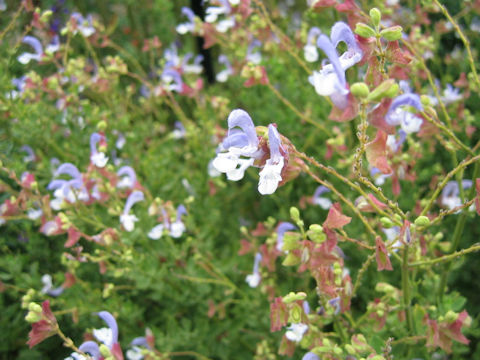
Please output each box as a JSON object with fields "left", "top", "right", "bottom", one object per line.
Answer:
{"left": 120, "top": 191, "right": 144, "bottom": 232}
{"left": 386, "top": 93, "right": 423, "bottom": 134}
{"left": 308, "top": 22, "right": 362, "bottom": 109}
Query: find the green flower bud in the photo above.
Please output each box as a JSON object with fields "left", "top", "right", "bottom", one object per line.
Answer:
{"left": 97, "top": 120, "right": 107, "bottom": 131}
{"left": 100, "top": 344, "right": 111, "bottom": 357}
{"left": 288, "top": 303, "right": 303, "bottom": 323}
{"left": 345, "top": 344, "right": 356, "bottom": 355}
{"left": 445, "top": 310, "right": 458, "bottom": 322}
{"left": 28, "top": 302, "right": 42, "bottom": 313}
{"left": 414, "top": 216, "right": 430, "bottom": 226}
{"left": 25, "top": 311, "right": 43, "bottom": 323}
{"left": 290, "top": 207, "right": 300, "bottom": 223}
{"left": 380, "top": 26, "right": 403, "bottom": 41}
{"left": 333, "top": 346, "right": 343, "bottom": 355}
{"left": 380, "top": 217, "right": 394, "bottom": 228}
{"left": 375, "top": 282, "right": 395, "bottom": 294}
{"left": 420, "top": 95, "right": 432, "bottom": 107}
{"left": 367, "top": 79, "right": 398, "bottom": 102}
{"left": 282, "top": 252, "right": 300, "bottom": 266}
{"left": 369, "top": 8, "right": 381, "bottom": 28}
{"left": 355, "top": 23, "right": 376, "bottom": 38}
{"left": 350, "top": 82, "right": 370, "bottom": 98}
{"left": 307, "top": 224, "right": 326, "bottom": 243}
{"left": 283, "top": 232, "right": 301, "bottom": 251}
{"left": 282, "top": 291, "right": 307, "bottom": 304}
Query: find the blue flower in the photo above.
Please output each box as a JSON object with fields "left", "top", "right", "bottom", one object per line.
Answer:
{"left": 17, "top": 36, "right": 43, "bottom": 64}
{"left": 312, "top": 185, "right": 332, "bottom": 210}
{"left": 386, "top": 93, "right": 423, "bottom": 134}
{"left": 212, "top": 109, "right": 262, "bottom": 180}
{"left": 276, "top": 222, "right": 296, "bottom": 251}
{"left": 304, "top": 27, "right": 321, "bottom": 62}
{"left": 246, "top": 252, "right": 262, "bottom": 288}
{"left": 90, "top": 133, "right": 109, "bottom": 167}
{"left": 216, "top": 55, "right": 233, "bottom": 82}
{"left": 117, "top": 166, "right": 137, "bottom": 189}
{"left": 308, "top": 22, "right": 362, "bottom": 109}
{"left": 120, "top": 191, "right": 144, "bottom": 232}
{"left": 176, "top": 7, "right": 196, "bottom": 35}
{"left": 258, "top": 124, "right": 285, "bottom": 195}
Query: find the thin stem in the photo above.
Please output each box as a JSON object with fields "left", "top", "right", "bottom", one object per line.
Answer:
{"left": 295, "top": 150, "right": 403, "bottom": 222}
{"left": 420, "top": 155, "right": 480, "bottom": 217}
{"left": 409, "top": 243, "right": 480, "bottom": 267}
{"left": 436, "top": 161, "right": 479, "bottom": 302}
{"left": 432, "top": 0, "right": 480, "bottom": 91}
{"left": 252, "top": 0, "right": 312, "bottom": 75}
{"left": 352, "top": 253, "right": 376, "bottom": 297}
{"left": 265, "top": 82, "right": 331, "bottom": 136}
{"left": 401, "top": 245, "right": 415, "bottom": 335}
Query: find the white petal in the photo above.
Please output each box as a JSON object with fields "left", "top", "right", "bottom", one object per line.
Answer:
{"left": 245, "top": 273, "right": 261, "bottom": 288}
{"left": 212, "top": 152, "right": 239, "bottom": 173}
{"left": 148, "top": 224, "right": 164, "bottom": 240}
{"left": 258, "top": 158, "right": 284, "bottom": 195}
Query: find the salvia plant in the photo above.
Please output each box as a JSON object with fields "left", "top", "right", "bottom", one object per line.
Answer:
{"left": 1, "top": 0, "right": 480, "bottom": 359}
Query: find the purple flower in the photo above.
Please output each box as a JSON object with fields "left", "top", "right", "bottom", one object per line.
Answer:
{"left": 170, "top": 204, "right": 187, "bottom": 238}
{"left": 285, "top": 322, "right": 308, "bottom": 342}
{"left": 216, "top": 55, "right": 233, "bottom": 82}
{"left": 78, "top": 341, "right": 101, "bottom": 360}
{"left": 120, "top": 191, "right": 144, "bottom": 232}
{"left": 258, "top": 124, "right": 285, "bottom": 195}
{"left": 94, "top": 311, "right": 119, "bottom": 348}
{"left": 17, "top": 36, "right": 43, "bottom": 64}
{"left": 308, "top": 22, "right": 362, "bottom": 109}
{"left": 312, "top": 185, "right": 332, "bottom": 210}
{"left": 149, "top": 205, "right": 187, "bottom": 239}
{"left": 205, "top": 0, "right": 234, "bottom": 33}
{"left": 70, "top": 13, "right": 95, "bottom": 37}
{"left": 304, "top": 27, "right": 321, "bottom": 62}
{"left": 41, "top": 274, "right": 64, "bottom": 297}
{"left": 212, "top": 109, "right": 262, "bottom": 181}
{"left": 47, "top": 163, "right": 88, "bottom": 209}
{"left": 246, "top": 39, "right": 262, "bottom": 64}
{"left": 370, "top": 167, "right": 392, "bottom": 186}
{"left": 176, "top": 7, "right": 196, "bottom": 35}
{"left": 386, "top": 129, "right": 407, "bottom": 153}
{"left": 441, "top": 180, "right": 473, "bottom": 211}
{"left": 245, "top": 252, "right": 262, "bottom": 288}
{"left": 46, "top": 35, "right": 60, "bottom": 54}
{"left": 21, "top": 145, "right": 36, "bottom": 163}
{"left": 302, "top": 352, "right": 320, "bottom": 360}
{"left": 386, "top": 93, "right": 423, "bottom": 134}
{"left": 117, "top": 166, "right": 137, "bottom": 189}
{"left": 276, "top": 222, "right": 296, "bottom": 251}
{"left": 183, "top": 53, "right": 204, "bottom": 74}
{"left": 90, "top": 133, "right": 109, "bottom": 167}
{"left": 161, "top": 68, "right": 184, "bottom": 93}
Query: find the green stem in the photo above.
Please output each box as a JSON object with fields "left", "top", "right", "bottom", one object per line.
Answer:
{"left": 402, "top": 244, "right": 415, "bottom": 336}
{"left": 437, "top": 162, "right": 479, "bottom": 303}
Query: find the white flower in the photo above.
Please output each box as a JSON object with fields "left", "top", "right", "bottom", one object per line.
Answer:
{"left": 170, "top": 220, "right": 186, "bottom": 238}
{"left": 303, "top": 44, "right": 318, "bottom": 63}
{"left": 91, "top": 152, "right": 109, "bottom": 168}
{"left": 93, "top": 327, "right": 113, "bottom": 347}
{"left": 226, "top": 158, "right": 254, "bottom": 181}
{"left": 148, "top": 224, "right": 164, "bottom": 240}
{"left": 120, "top": 213, "right": 139, "bottom": 232}
{"left": 313, "top": 196, "right": 332, "bottom": 210}
{"left": 27, "top": 208, "right": 43, "bottom": 220}
{"left": 126, "top": 346, "right": 144, "bottom": 360}
{"left": 258, "top": 157, "right": 284, "bottom": 195}
{"left": 285, "top": 323, "right": 308, "bottom": 342}
{"left": 245, "top": 273, "right": 261, "bottom": 288}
